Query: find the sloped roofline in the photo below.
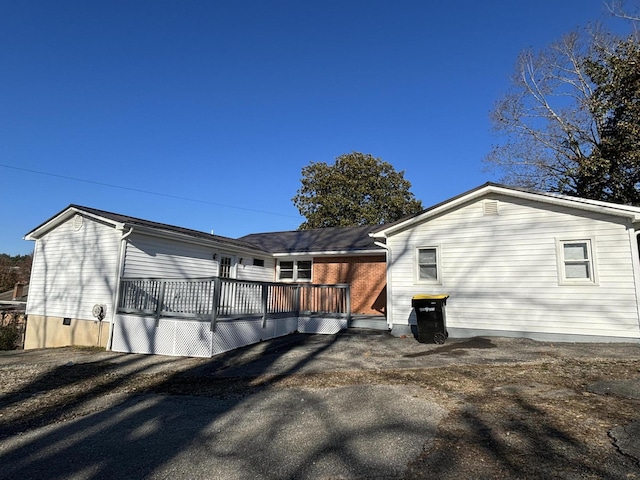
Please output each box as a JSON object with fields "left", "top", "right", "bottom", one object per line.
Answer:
{"left": 24, "top": 205, "right": 270, "bottom": 254}
{"left": 371, "top": 182, "right": 640, "bottom": 238}
{"left": 238, "top": 224, "right": 384, "bottom": 255}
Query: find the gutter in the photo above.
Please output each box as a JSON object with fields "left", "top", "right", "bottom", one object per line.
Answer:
{"left": 107, "top": 227, "right": 134, "bottom": 351}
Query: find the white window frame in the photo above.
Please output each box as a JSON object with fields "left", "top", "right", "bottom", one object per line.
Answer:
{"left": 217, "top": 252, "right": 237, "bottom": 279}
{"left": 277, "top": 258, "right": 313, "bottom": 282}
{"left": 415, "top": 246, "right": 441, "bottom": 284}
{"left": 555, "top": 238, "right": 598, "bottom": 285}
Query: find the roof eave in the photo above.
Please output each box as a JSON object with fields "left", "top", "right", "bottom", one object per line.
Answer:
{"left": 128, "top": 224, "right": 270, "bottom": 255}
{"left": 372, "top": 183, "right": 640, "bottom": 237}
{"left": 24, "top": 206, "right": 125, "bottom": 240}
{"left": 271, "top": 248, "right": 385, "bottom": 257}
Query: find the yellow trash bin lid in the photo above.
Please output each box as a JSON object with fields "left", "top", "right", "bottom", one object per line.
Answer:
{"left": 412, "top": 294, "right": 449, "bottom": 301}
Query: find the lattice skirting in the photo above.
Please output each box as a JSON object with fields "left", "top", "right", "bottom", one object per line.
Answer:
{"left": 212, "top": 317, "right": 298, "bottom": 355}
{"left": 112, "top": 315, "right": 213, "bottom": 357}
{"left": 112, "top": 314, "right": 348, "bottom": 357}
{"left": 298, "top": 316, "right": 348, "bottom": 335}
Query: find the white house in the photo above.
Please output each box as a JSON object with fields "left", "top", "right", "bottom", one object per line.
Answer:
{"left": 22, "top": 205, "right": 368, "bottom": 356}
{"left": 23, "top": 183, "right": 640, "bottom": 355}
{"left": 23, "top": 205, "right": 278, "bottom": 353}
{"left": 371, "top": 183, "right": 640, "bottom": 342}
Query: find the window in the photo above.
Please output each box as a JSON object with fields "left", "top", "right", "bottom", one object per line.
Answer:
{"left": 557, "top": 239, "right": 596, "bottom": 284}
{"left": 278, "top": 259, "right": 312, "bottom": 282}
{"left": 417, "top": 247, "right": 440, "bottom": 283}
{"left": 253, "top": 258, "right": 265, "bottom": 267}
{"left": 219, "top": 255, "right": 233, "bottom": 278}
{"left": 297, "top": 260, "right": 312, "bottom": 280}
{"left": 279, "top": 261, "right": 294, "bottom": 279}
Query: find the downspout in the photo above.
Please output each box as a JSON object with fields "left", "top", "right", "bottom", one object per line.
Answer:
{"left": 107, "top": 227, "right": 134, "bottom": 350}
{"left": 633, "top": 229, "right": 640, "bottom": 338}
{"left": 374, "top": 240, "right": 392, "bottom": 330}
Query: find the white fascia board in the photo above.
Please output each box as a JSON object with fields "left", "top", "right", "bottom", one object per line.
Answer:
{"left": 131, "top": 225, "right": 268, "bottom": 256}
{"left": 272, "top": 249, "right": 385, "bottom": 257}
{"left": 373, "top": 184, "right": 640, "bottom": 238}
{"left": 372, "top": 186, "right": 497, "bottom": 238}
{"left": 24, "top": 207, "right": 125, "bottom": 240}
{"left": 500, "top": 187, "right": 640, "bottom": 221}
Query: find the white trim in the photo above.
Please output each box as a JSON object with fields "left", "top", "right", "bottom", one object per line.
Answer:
{"left": 108, "top": 227, "right": 134, "bottom": 350}
{"left": 555, "top": 237, "right": 598, "bottom": 286}
{"left": 24, "top": 208, "right": 266, "bottom": 258}
{"left": 129, "top": 225, "right": 264, "bottom": 256}
{"left": 373, "top": 240, "right": 392, "bottom": 329}
{"left": 271, "top": 249, "right": 384, "bottom": 257}
{"left": 373, "top": 184, "right": 640, "bottom": 238}
{"left": 415, "top": 245, "right": 442, "bottom": 285}
{"left": 217, "top": 252, "right": 237, "bottom": 279}
{"left": 630, "top": 228, "right": 640, "bottom": 336}
{"left": 24, "top": 207, "right": 125, "bottom": 240}
{"left": 276, "top": 258, "right": 313, "bottom": 283}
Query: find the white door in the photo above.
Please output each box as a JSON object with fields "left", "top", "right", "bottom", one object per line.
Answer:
{"left": 219, "top": 254, "right": 235, "bottom": 279}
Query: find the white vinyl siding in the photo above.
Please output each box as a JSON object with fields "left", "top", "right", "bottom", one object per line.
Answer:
{"left": 237, "top": 257, "right": 275, "bottom": 282}
{"left": 123, "top": 234, "right": 217, "bottom": 278}
{"left": 26, "top": 216, "right": 120, "bottom": 320}
{"left": 386, "top": 194, "right": 640, "bottom": 339}
{"left": 123, "top": 233, "right": 275, "bottom": 282}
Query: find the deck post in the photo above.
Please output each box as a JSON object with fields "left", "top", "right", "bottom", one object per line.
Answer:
{"left": 345, "top": 284, "right": 351, "bottom": 319}
{"left": 261, "top": 282, "right": 269, "bottom": 327}
{"left": 210, "top": 277, "right": 220, "bottom": 332}
{"left": 295, "top": 284, "right": 301, "bottom": 316}
{"left": 155, "top": 280, "right": 166, "bottom": 322}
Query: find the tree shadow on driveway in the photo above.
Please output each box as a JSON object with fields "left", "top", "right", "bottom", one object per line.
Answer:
{"left": 0, "top": 332, "right": 445, "bottom": 480}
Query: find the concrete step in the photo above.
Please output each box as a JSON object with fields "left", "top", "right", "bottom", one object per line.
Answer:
{"left": 348, "top": 315, "right": 389, "bottom": 331}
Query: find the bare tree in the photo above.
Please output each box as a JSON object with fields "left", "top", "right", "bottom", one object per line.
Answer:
{"left": 485, "top": 3, "right": 640, "bottom": 204}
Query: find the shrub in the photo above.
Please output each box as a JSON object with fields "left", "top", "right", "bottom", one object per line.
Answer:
{"left": 0, "top": 322, "right": 21, "bottom": 350}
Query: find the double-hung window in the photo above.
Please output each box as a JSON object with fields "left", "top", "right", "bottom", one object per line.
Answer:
{"left": 278, "top": 260, "right": 312, "bottom": 282}
{"left": 417, "top": 247, "right": 440, "bottom": 283}
{"left": 556, "top": 239, "right": 597, "bottom": 284}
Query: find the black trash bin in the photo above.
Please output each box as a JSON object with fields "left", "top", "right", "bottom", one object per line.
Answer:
{"left": 412, "top": 294, "right": 449, "bottom": 344}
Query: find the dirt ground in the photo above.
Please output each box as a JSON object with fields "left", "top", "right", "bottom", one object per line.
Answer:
{"left": 1, "top": 332, "right": 640, "bottom": 479}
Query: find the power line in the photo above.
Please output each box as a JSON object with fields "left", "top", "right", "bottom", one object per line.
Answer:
{"left": 0, "top": 163, "right": 299, "bottom": 219}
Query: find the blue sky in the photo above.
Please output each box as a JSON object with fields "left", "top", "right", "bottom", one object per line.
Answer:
{"left": 0, "top": 0, "right": 629, "bottom": 255}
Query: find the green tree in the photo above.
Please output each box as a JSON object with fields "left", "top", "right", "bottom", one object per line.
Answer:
{"left": 293, "top": 152, "right": 423, "bottom": 229}
{"left": 583, "top": 38, "right": 640, "bottom": 204}
{"left": 484, "top": 3, "right": 640, "bottom": 205}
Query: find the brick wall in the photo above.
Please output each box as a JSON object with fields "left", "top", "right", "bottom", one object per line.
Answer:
{"left": 313, "top": 255, "right": 386, "bottom": 315}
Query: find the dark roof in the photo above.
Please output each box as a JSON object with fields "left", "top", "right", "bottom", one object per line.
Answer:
{"left": 239, "top": 225, "right": 383, "bottom": 254}
{"left": 30, "top": 205, "right": 269, "bottom": 253}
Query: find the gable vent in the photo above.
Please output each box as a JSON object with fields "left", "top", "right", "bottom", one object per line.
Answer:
{"left": 483, "top": 200, "right": 499, "bottom": 216}
{"left": 72, "top": 214, "right": 84, "bottom": 231}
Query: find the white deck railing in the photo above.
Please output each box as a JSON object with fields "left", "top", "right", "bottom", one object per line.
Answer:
{"left": 118, "top": 277, "right": 350, "bottom": 330}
